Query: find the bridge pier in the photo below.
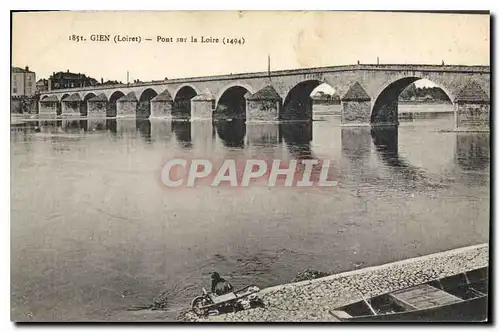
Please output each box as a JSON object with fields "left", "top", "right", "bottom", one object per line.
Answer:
{"left": 453, "top": 81, "right": 490, "bottom": 131}
{"left": 191, "top": 89, "right": 215, "bottom": 121}
{"left": 87, "top": 94, "right": 108, "bottom": 118}
{"left": 454, "top": 102, "right": 490, "bottom": 131}
{"left": 340, "top": 82, "right": 372, "bottom": 126}
{"left": 117, "top": 100, "right": 137, "bottom": 118}
{"left": 116, "top": 92, "right": 138, "bottom": 118}
{"left": 151, "top": 100, "right": 173, "bottom": 119}
{"left": 151, "top": 91, "right": 173, "bottom": 119}
{"left": 245, "top": 85, "right": 282, "bottom": 122}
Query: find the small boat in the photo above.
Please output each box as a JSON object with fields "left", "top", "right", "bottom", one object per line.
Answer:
{"left": 329, "top": 266, "right": 488, "bottom": 322}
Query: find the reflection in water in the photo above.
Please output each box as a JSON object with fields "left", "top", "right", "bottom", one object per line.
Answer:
{"left": 117, "top": 119, "right": 139, "bottom": 136}
{"left": 136, "top": 119, "right": 151, "bottom": 143}
{"left": 371, "top": 127, "right": 401, "bottom": 167}
{"left": 341, "top": 127, "right": 372, "bottom": 161}
{"left": 150, "top": 120, "right": 172, "bottom": 143}
{"left": 172, "top": 121, "right": 192, "bottom": 147}
{"left": 455, "top": 134, "right": 490, "bottom": 172}
{"left": 62, "top": 119, "right": 86, "bottom": 133}
{"left": 33, "top": 120, "right": 62, "bottom": 133}
{"left": 86, "top": 119, "right": 107, "bottom": 132}
{"left": 215, "top": 119, "right": 246, "bottom": 148}
{"left": 281, "top": 122, "right": 313, "bottom": 159}
{"left": 371, "top": 126, "right": 427, "bottom": 183}
{"left": 80, "top": 120, "right": 88, "bottom": 132}
{"left": 190, "top": 121, "right": 215, "bottom": 152}
{"left": 106, "top": 119, "right": 117, "bottom": 134}
{"left": 10, "top": 111, "right": 491, "bottom": 323}
{"left": 246, "top": 123, "right": 282, "bottom": 147}
{"left": 75, "top": 119, "right": 117, "bottom": 134}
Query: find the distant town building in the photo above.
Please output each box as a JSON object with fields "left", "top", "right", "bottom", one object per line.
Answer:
{"left": 36, "top": 78, "right": 49, "bottom": 93}
{"left": 48, "top": 70, "right": 99, "bottom": 90}
{"left": 11, "top": 66, "right": 36, "bottom": 97}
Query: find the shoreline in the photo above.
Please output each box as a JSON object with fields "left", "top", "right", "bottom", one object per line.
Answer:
{"left": 184, "top": 243, "right": 488, "bottom": 322}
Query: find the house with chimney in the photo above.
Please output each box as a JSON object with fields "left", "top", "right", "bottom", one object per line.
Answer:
{"left": 11, "top": 66, "right": 36, "bottom": 97}
{"left": 11, "top": 66, "right": 37, "bottom": 114}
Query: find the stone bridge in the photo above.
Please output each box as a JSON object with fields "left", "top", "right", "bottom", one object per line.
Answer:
{"left": 39, "top": 64, "right": 490, "bottom": 130}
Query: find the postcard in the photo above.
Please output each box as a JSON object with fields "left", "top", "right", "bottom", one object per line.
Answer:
{"left": 10, "top": 10, "right": 490, "bottom": 322}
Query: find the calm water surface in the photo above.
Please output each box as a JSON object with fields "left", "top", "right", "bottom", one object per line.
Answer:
{"left": 11, "top": 108, "right": 490, "bottom": 321}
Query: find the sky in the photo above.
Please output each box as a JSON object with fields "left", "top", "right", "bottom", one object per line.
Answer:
{"left": 12, "top": 11, "right": 490, "bottom": 85}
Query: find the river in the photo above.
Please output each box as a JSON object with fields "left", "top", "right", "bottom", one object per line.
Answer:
{"left": 10, "top": 106, "right": 490, "bottom": 321}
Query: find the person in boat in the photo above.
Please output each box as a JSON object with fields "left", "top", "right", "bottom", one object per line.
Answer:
{"left": 211, "top": 272, "right": 234, "bottom": 296}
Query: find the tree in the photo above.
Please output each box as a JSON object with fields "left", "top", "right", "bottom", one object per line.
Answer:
{"left": 399, "top": 83, "right": 417, "bottom": 100}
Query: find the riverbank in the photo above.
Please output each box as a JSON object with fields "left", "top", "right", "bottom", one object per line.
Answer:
{"left": 183, "top": 243, "right": 488, "bottom": 322}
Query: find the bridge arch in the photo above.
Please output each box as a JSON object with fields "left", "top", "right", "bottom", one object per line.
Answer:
{"left": 282, "top": 80, "right": 322, "bottom": 121}
{"left": 61, "top": 93, "right": 71, "bottom": 101}
{"left": 137, "top": 88, "right": 158, "bottom": 118}
{"left": 215, "top": 84, "right": 253, "bottom": 120}
{"left": 82, "top": 92, "right": 96, "bottom": 100}
{"left": 81, "top": 93, "right": 97, "bottom": 116}
{"left": 215, "top": 82, "right": 255, "bottom": 105}
{"left": 371, "top": 76, "right": 453, "bottom": 125}
{"left": 173, "top": 84, "right": 199, "bottom": 101}
{"left": 173, "top": 85, "right": 198, "bottom": 120}
{"left": 107, "top": 90, "right": 125, "bottom": 117}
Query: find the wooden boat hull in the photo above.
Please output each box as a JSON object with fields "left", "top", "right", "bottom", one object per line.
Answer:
{"left": 331, "top": 267, "right": 489, "bottom": 322}
{"left": 341, "top": 295, "right": 488, "bottom": 322}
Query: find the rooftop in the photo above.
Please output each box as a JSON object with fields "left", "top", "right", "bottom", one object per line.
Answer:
{"left": 12, "top": 66, "right": 34, "bottom": 74}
